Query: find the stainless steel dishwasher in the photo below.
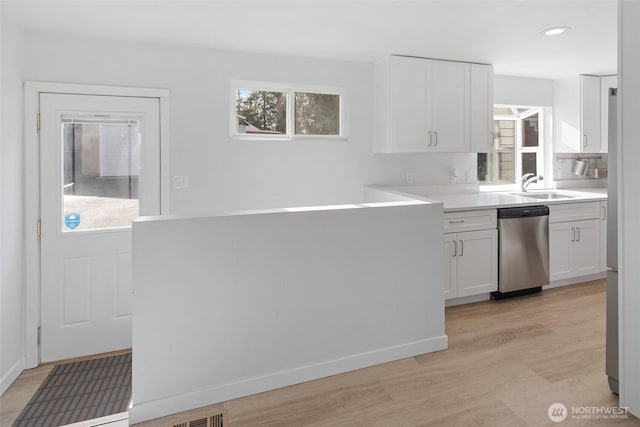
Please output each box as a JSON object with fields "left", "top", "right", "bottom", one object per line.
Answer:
{"left": 491, "top": 205, "right": 550, "bottom": 299}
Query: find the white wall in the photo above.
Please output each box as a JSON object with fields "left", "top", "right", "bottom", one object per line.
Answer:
{"left": 0, "top": 14, "right": 26, "bottom": 395}
{"left": 619, "top": 0, "right": 640, "bottom": 416}
{"left": 494, "top": 75, "right": 553, "bottom": 107}
{"left": 22, "top": 31, "right": 476, "bottom": 214}
{"left": 131, "top": 201, "right": 446, "bottom": 423}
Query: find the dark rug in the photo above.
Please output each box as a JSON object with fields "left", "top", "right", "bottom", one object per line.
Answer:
{"left": 13, "top": 353, "right": 131, "bottom": 427}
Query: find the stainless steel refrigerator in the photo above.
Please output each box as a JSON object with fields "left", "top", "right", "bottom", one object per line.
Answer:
{"left": 606, "top": 87, "right": 619, "bottom": 394}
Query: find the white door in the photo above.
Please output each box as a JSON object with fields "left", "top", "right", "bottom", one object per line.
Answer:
{"left": 390, "top": 55, "right": 429, "bottom": 152}
{"left": 456, "top": 229, "right": 498, "bottom": 297}
{"left": 549, "top": 222, "right": 574, "bottom": 281}
{"left": 580, "top": 75, "right": 601, "bottom": 152}
{"left": 573, "top": 219, "right": 601, "bottom": 277}
{"left": 443, "top": 234, "right": 458, "bottom": 299}
{"left": 430, "top": 60, "right": 470, "bottom": 153}
{"left": 40, "top": 93, "right": 160, "bottom": 362}
{"left": 470, "top": 64, "right": 494, "bottom": 153}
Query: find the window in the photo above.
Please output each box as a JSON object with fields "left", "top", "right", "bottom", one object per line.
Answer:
{"left": 478, "top": 106, "right": 545, "bottom": 189}
{"left": 232, "top": 81, "right": 345, "bottom": 139}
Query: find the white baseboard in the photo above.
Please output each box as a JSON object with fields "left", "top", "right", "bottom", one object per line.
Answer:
{"left": 0, "top": 357, "right": 25, "bottom": 396}
{"left": 544, "top": 272, "right": 606, "bottom": 290}
{"left": 129, "top": 335, "right": 448, "bottom": 424}
{"left": 445, "top": 293, "right": 492, "bottom": 307}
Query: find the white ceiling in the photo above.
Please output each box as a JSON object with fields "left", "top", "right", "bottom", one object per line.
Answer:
{"left": 2, "top": 0, "right": 617, "bottom": 79}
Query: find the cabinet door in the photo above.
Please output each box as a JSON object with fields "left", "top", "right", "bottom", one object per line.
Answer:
{"left": 390, "top": 55, "right": 430, "bottom": 153}
{"left": 574, "top": 219, "right": 601, "bottom": 277}
{"left": 550, "top": 222, "right": 574, "bottom": 281}
{"left": 443, "top": 234, "right": 458, "bottom": 299}
{"left": 456, "top": 229, "right": 497, "bottom": 297}
{"left": 430, "top": 60, "right": 470, "bottom": 153}
{"left": 600, "top": 75, "right": 617, "bottom": 153}
{"left": 470, "top": 64, "right": 494, "bottom": 153}
{"left": 600, "top": 202, "right": 607, "bottom": 272}
{"left": 580, "top": 75, "right": 601, "bottom": 152}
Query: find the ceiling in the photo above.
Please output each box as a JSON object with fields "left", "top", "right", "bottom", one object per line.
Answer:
{"left": 2, "top": 0, "right": 617, "bottom": 79}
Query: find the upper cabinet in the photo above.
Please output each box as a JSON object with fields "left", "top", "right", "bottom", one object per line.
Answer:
{"left": 600, "top": 75, "right": 618, "bottom": 153}
{"left": 555, "top": 74, "right": 616, "bottom": 154}
{"left": 581, "top": 75, "right": 602, "bottom": 152}
{"left": 374, "top": 55, "right": 493, "bottom": 154}
{"left": 470, "top": 64, "right": 494, "bottom": 152}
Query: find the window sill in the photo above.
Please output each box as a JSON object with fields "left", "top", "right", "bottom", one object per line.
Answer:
{"left": 230, "top": 134, "right": 348, "bottom": 142}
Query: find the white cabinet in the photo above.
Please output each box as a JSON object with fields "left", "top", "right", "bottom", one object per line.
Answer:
{"left": 581, "top": 75, "right": 602, "bottom": 152}
{"left": 470, "top": 64, "right": 494, "bottom": 153}
{"left": 430, "top": 60, "right": 471, "bottom": 153}
{"left": 600, "top": 75, "right": 618, "bottom": 153}
{"left": 550, "top": 220, "right": 600, "bottom": 281}
{"left": 549, "top": 202, "right": 602, "bottom": 281}
{"left": 600, "top": 201, "right": 608, "bottom": 272}
{"left": 387, "top": 55, "right": 429, "bottom": 153}
{"left": 443, "top": 234, "right": 458, "bottom": 300}
{"left": 443, "top": 210, "right": 497, "bottom": 300}
{"left": 375, "top": 55, "right": 485, "bottom": 154}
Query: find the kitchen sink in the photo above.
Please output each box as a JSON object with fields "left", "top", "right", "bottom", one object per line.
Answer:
{"left": 511, "top": 192, "right": 576, "bottom": 200}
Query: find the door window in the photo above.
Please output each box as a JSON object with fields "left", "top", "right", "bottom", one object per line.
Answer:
{"left": 62, "top": 116, "right": 142, "bottom": 231}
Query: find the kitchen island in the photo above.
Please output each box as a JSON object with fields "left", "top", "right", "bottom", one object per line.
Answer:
{"left": 130, "top": 198, "right": 447, "bottom": 423}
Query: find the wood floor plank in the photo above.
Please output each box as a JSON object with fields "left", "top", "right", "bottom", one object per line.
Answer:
{"left": 4, "top": 280, "right": 640, "bottom": 427}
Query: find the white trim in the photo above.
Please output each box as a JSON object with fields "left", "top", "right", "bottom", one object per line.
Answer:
{"left": 229, "top": 79, "right": 347, "bottom": 140}
{"left": 60, "top": 412, "right": 128, "bottom": 427}
{"left": 24, "top": 81, "right": 170, "bottom": 368}
{"left": 0, "top": 357, "right": 26, "bottom": 395}
{"left": 128, "top": 335, "right": 447, "bottom": 424}
{"left": 543, "top": 272, "right": 606, "bottom": 290}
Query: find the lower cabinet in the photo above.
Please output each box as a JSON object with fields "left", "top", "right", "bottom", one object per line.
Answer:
{"left": 443, "top": 229, "right": 498, "bottom": 299}
{"left": 549, "top": 219, "right": 601, "bottom": 281}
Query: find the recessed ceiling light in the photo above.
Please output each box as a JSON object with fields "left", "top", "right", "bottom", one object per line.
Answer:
{"left": 541, "top": 26, "right": 571, "bottom": 36}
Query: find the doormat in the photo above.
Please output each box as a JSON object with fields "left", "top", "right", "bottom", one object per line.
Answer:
{"left": 13, "top": 352, "right": 131, "bottom": 427}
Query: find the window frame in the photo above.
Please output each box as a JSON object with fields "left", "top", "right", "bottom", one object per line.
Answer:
{"left": 479, "top": 105, "right": 546, "bottom": 192}
{"left": 230, "top": 80, "right": 347, "bottom": 141}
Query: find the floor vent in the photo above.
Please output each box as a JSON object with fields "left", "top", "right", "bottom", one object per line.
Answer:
{"left": 172, "top": 410, "right": 226, "bottom": 427}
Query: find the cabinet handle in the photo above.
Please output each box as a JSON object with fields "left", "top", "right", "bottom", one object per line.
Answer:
{"left": 576, "top": 227, "right": 581, "bottom": 242}
{"left": 434, "top": 131, "right": 438, "bottom": 147}
{"left": 459, "top": 240, "right": 464, "bottom": 257}
{"left": 489, "top": 131, "right": 494, "bottom": 147}
{"left": 428, "top": 130, "right": 432, "bottom": 147}
{"left": 453, "top": 240, "right": 457, "bottom": 257}
{"left": 602, "top": 205, "right": 607, "bottom": 220}
{"left": 584, "top": 135, "right": 588, "bottom": 148}
{"left": 571, "top": 227, "right": 575, "bottom": 242}
{"left": 449, "top": 220, "right": 465, "bottom": 224}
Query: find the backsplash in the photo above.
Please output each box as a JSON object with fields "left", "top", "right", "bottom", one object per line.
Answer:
{"left": 554, "top": 153, "right": 608, "bottom": 181}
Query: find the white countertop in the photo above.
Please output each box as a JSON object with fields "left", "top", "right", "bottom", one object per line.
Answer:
{"left": 369, "top": 186, "right": 607, "bottom": 212}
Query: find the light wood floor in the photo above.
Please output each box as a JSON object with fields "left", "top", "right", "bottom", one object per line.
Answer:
{"left": 2, "top": 280, "right": 639, "bottom": 426}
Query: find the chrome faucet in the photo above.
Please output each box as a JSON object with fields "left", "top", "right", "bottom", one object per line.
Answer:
{"left": 521, "top": 173, "right": 543, "bottom": 192}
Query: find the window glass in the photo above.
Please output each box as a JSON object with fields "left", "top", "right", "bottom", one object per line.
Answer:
{"left": 294, "top": 92, "right": 340, "bottom": 135}
{"left": 62, "top": 117, "right": 140, "bottom": 231}
{"left": 522, "top": 152, "right": 538, "bottom": 175}
{"left": 522, "top": 113, "right": 539, "bottom": 147}
{"left": 478, "top": 106, "right": 545, "bottom": 189}
{"left": 235, "top": 89, "right": 287, "bottom": 135}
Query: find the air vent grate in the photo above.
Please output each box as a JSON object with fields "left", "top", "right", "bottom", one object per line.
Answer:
{"left": 171, "top": 410, "right": 227, "bottom": 427}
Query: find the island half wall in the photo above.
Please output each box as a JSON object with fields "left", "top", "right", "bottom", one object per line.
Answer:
{"left": 130, "top": 199, "right": 447, "bottom": 423}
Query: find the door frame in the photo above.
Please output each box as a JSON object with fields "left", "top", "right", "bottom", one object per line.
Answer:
{"left": 24, "top": 82, "right": 171, "bottom": 368}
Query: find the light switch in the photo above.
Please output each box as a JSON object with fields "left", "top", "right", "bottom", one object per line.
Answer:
{"left": 173, "top": 175, "right": 189, "bottom": 189}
